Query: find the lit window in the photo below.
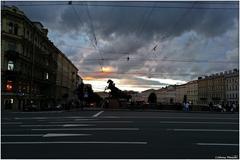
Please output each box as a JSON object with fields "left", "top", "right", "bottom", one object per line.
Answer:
{"left": 7, "top": 61, "right": 14, "bottom": 71}
{"left": 45, "top": 73, "right": 49, "bottom": 80}
{"left": 6, "top": 80, "right": 13, "bottom": 92}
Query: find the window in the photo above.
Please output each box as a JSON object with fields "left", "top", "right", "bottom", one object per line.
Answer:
{"left": 8, "top": 42, "right": 16, "bottom": 51}
{"left": 8, "top": 22, "right": 13, "bottom": 33}
{"left": 14, "top": 24, "right": 18, "bottom": 35}
{"left": 45, "top": 73, "right": 49, "bottom": 80}
{"left": 7, "top": 61, "right": 14, "bottom": 71}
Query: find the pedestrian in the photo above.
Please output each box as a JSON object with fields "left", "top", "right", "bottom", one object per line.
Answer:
{"left": 231, "top": 103, "right": 236, "bottom": 113}
{"left": 185, "top": 102, "right": 190, "bottom": 112}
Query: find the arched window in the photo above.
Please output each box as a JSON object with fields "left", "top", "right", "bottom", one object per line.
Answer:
{"left": 7, "top": 60, "right": 14, "bottom": 71}
{"left": 14, "top": 24, "right": 18, "bottom": 35}
{"left": 8, "top": 22, "right": 13, "bottom": 33}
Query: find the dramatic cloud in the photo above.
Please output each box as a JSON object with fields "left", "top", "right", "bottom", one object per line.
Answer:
{"left": 6, "top": 1, "right": 239, "bottom": 91}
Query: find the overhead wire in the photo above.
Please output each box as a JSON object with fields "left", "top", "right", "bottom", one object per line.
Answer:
{"left": 85, "top": 1, "right": 105, "bottom": 72}
{"left": 152, "top": 1, "right": 198, "bottom": 53}
{"left": 9, "top": 2, "right": 239, "bottom": 10}
{"left": 70, "top": 2, "right": 104, "bottom": 72}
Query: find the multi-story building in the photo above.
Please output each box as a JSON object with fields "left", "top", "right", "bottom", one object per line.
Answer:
{"left": 55, "top": 49, "right": 79, "bottom": 103}
{"left": 186, "top": 80, "right": 198, "bottom": 105}
{"left": 198, "top": 76, "right": 209, "bottom": 105}
{"left": 1, "top": 6, "right": 79, "bottom": 110}
{"left": 207, "top": 72, "right": 225, "bottom": 105}
{"left": 156, "top": 85, "right": 176, "bottom": 104}
{"left": 140, "top": 89, "right": 156, "bottom": 103}
{"left": 176, "top": 84, "right": 187, "bottom": 104}
{"left": 225, "top": 69, "right": 239, "bottom": 106}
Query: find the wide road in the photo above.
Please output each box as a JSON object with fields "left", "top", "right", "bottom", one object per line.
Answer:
{"left": 1, "top": 110, "right": 239, "bottom": 159}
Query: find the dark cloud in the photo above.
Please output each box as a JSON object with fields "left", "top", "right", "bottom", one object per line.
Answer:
{"left": 5, "top": 1, "right": 239, "bottom": 90}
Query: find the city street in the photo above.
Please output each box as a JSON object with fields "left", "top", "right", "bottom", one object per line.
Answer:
{"left": 1, "top": 110, "right": 239, "bottom": 159}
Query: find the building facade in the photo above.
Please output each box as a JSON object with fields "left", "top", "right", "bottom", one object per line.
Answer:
{"left": 198, "top": 76, "right": 209, "bottom": 105}
{"left": 1, "top": 6, "right": 79, "bottom": 110}
{"left": 55, "top": 49, "right": 79, "bottom": 104}
{"left": 225, "top": 69, "right": 239, "bottom": 106}
{"left": 176, "top": 84, "right": 187, "bottom": 104}
{"left": 186, "top": 80, "right": 198, "bottom": 105}
{"left": 156, "top": 85, "right": 176, "bottom": 104}
{"left": 207, "top": 72, "right": 225, "bottom": 105}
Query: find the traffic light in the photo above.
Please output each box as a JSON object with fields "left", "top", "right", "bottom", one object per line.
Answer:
{"left": 6, "top": 80, "right": 13, "bottom": 92}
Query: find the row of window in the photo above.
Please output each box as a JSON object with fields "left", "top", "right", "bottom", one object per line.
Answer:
{"left": 226, "top": 78, "right": 238, "bottom": 83}
{"left": 8, "top": 20, "right": 48, "bottom": 50}
{"left": 226, "top": 93, "right": 239, "bottom": 99}
{"left": 226, "top": 85, "right": 239, "bottom": 91}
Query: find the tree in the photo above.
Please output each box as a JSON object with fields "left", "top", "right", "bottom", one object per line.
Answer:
{"left": 148, "top": 92, "right": 157, "bottom": 104}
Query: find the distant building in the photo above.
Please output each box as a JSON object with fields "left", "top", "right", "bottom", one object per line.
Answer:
{"left": 140, "top": 89, "right": 156, "bottom": 103}
{"left": 156, "top": 85, "right": 176, "bottom": 104}
{"left": 225, "top": 69, "right": 239, "bottom": 106}
{"left": 207, "top": 73, "right": 225, "bottom": 105}
{"left": 186, "top": 80, "right": 198, "bottom": 105}
{"left": 198, "top": 76, "right": 208, "bottom": 105}
{"left": 95, "top": 92, "right": 109, "bottom": 99}
{"left": 176, "top": 84, "right": 187, "bottom": 104}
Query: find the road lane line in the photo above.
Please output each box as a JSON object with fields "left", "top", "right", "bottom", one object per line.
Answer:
{"left": 2, "top": 122, "right": 22, "bottom": 125}
{"left": 32, "top": 128, "right": 139, "bottom": 131}
{"left": 50, "top": 121, "right": 133, "bottom": 124}
{"left": 2, "top": 134, "right": 43, "bottom": 137}
{"left": 168, "top": 129, "right": 239, "bottom": 132}
{"left": 196, "top": 143, "right": 239, "bottom": 146}
{"left": 102, "top": 116, "right": 238, "bottom": 120}
{"left": 20, "top": 124, "right": 94, "bottom": 127}
{"left": 14, "top": 116, "right": 88, "bottom": 120}
{"left": 74, "top": 119, "right": 97, "bottom": 121}
{"left": 20, "top": 124, "right": 62, "bottom": 127}
{"left": 92, "top": 111, "right": 104, "bottom": 118}
{"left": 160, "top": 121, "right": 238, "bottom": 124}
{"left": 43, "top": 133, "right": 91, "bottom": 137}
{"left": 2, "top": 133, "right": 92, "bottom": 137}
{"left": 2, "top": 141, "right": 147, "bottom": 144}
{"left": 63, "top": 124, "right": 94, "bottom": 127}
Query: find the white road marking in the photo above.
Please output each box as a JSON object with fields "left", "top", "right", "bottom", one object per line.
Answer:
{"left": 12, "top": 111, "right": 63, "bottom": 113}
{"left": 168, "top": 129, "right": 239, "bottom": 132}
{"left": 20, "top": 124, "right": 94, "bottom": 127}
{"left": 102, "top": 116, "right": 237, "bottom": 120}
{"left": 15, "top": 117, "right": 48, "bottom": 120}
{"left": 43, "top": 133, "right": 91, "bottom": 137}
{"left": 102, "top": 116, "right": 120, "bottom": 118}
{"left": 2, "top": 133, "right": 91, "bottom": 137}
{"left": 2, "top": 141, "right": 147, "bottom": 144}
{"left": 32, "top": 128, "right": 139, "bottom": 131}
{"left": 160, "top": 121, "right": 238, "bottom": 125}
{"left": 74, "top": 119, "right": 96, "bottom": 121}
{"left": 63, "top": 124, "right": 94, "bottom": 127}
{"left": 196, "top": 143, "right": 239, "bottom": 146}
{"left": 20, "top": 124, "right": 62, "bottom": 127}
{"left": 2, "top": 122, "right": 22, "bottom": 125}
{"left": 50, "top": 121, "right": 133, "bottom": 124}
{"left": 92, "top": 111, "right": 104, "bottom": 118}
{"left": 14, "top": 116, "right": 88, "bottom": 120}
{"left": 2, "top": 134, "right": 43, "bottom": 137}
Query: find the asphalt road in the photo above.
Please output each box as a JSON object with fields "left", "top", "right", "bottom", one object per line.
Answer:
{"left": 1, "top": 110, "right": 239, "bottom": 159}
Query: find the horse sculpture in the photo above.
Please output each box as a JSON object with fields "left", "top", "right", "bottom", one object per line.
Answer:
{"left": 105, "top": 79, "right": 131, "bottom": 101}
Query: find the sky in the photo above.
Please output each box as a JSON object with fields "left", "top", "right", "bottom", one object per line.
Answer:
{"left": 4, "top": 1, "right": 239, "bottom": 92}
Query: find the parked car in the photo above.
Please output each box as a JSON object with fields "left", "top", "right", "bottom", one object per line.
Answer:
{"left": 23, "top": 104, "right": 38, "bottom": 111}
{"left": 50, "top": 104, "right": 63, "bottom": 111}
{"left": 211, "top": 104, "right": 226, "bottom": 112}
